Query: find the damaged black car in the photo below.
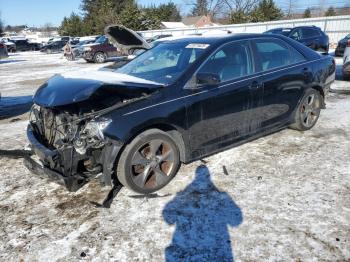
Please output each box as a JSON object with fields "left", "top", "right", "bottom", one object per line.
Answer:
{"left": 26, "top": 28, "right": 335, "bottom": 194}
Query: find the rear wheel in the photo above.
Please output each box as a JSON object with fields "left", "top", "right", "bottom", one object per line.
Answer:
{"left": 290, "top": 88, "right": 322, "bottom": 131}
{"left": 117, "top": 129, "right": 180, "bottom": 194}
{"left": 94, "top": 52, "right": 106, "bottom": 63}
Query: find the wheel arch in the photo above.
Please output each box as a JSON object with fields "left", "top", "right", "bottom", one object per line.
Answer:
{"left": 310, "top": 85, "right": 325, "bottom": 108}
{"left": 125, "top": 123, "right": 187, "bottom": 163}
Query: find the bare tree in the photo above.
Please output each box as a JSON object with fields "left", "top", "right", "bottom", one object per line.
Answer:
{"left": 285, "top": 0, "right": 295, "bottom": 18}
{"left": 318, "top": 0, "right": 327, "bottom": 16}
{"left": 183, "top": 0, "right": 228, "bottom": 18}
{"left": 222, "top": 0, "right": 259, "bottom": 14}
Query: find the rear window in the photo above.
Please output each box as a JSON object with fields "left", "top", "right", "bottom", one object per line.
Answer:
{"left": 255, "top": 39, "right": 305, "bottom": 71}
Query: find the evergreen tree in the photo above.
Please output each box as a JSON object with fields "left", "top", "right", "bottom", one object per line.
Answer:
{"left": 58, "top": 12, "right": 86, "bottom": 37}
{"left": 250, "top": 0, "right": 283, "bottom": 22}
{"left": 230, "top": 10, "right": 251, "bottom": 24}
{"left": 303, "top": 8, "right": 311, "bottom": 18}
{"left": 157, "top": 3, "right": 181, "bottom": 22}
{"left": 325, "top": 6, "right": 336, "bottom": 16}
{"left": 119, "top": 3, "right": 146, "bottom": 31}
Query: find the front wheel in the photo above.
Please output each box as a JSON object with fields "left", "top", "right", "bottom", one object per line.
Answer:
{"left": 117, "top": 129, "right": 181, "bottom": 194}
{"left": 93, "top": 52, "right": 106, "bottom": 63}
{"left": 290, "top": 88, "right": 322, "bottom": 131}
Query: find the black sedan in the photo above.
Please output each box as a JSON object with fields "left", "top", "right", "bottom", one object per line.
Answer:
{"left": 11, "top": 39, "right": 41, "bottom": 51}
{"left": 335, "top": 33, "right": 350, "bottom": 57}
{"left": 25, "top": 34, "right": 335, "bottom": 194}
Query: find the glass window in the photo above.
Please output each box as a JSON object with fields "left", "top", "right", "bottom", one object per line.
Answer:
{"left": 289, "top": 46, "right": 306, "bottom": 64}
{"left": 198, "top": 41, "right": 253, "bottom": 82}
{"left": 117, "top": 42, "right": 208, "bottom": 85}
{"left": 301, "top": 28, "right": 320, "bottom": 38}
{"left": 255, "top": 39, "right": 292, "bottom": 70}
{"left": 290, "top": 29, "right": 301, "bottom": 41}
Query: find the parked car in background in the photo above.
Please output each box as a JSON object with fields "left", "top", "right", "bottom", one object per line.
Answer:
{"left": 264, "top": 26, "right": 329, "bottom": 53}
{"left": 0, "top": 43, "right": 9, "bottom": 59}
{"left": 335, "top": 33, "right": 350, "bottom": 57}
{"left": 82, "top": 35, "right": 121, "bottom": 63}
{"left": 70, "top": 39, "right": 98, "bottom": 59}
{"left": 40, "top": 40, "right": 67, "bottom": 54}
{"left": 11, "top": 39, "right": 41, "bottom": 51}
{"left": 0, "top": 38, "right": 16, "bottom": 52}
{"left": 26, "top": 33, "right": 335, "bottom": 194}
{"left": 343, "top": 44, "right": 350, "bottom": 80}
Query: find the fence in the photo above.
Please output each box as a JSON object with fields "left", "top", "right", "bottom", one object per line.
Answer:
{"left": 139, "top": 15, "right": 350, "bottom": 44}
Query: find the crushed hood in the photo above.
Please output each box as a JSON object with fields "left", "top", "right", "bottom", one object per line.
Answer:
{"left": 105, "top": 25, "right": 151, "bottom": 51}
{"left": 33, "top": 70, "right": 163, "bottom": 108}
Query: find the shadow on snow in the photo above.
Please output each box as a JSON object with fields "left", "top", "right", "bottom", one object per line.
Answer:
{"left": 163, "top": 165, "right": 243, "bottom": 262}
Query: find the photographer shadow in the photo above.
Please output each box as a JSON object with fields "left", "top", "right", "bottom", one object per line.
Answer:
{"left": 163, "top": 165, "right": 243, "bottom": 262}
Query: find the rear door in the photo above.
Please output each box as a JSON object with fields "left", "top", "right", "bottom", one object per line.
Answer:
{"left": 186, "top": 40, "right": 260, "bottom": 158}
{"left": 250, "top": 37, "right": 309, "bottom": 130}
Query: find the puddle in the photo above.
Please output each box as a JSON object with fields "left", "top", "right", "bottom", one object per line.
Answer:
{"left": 0, "top": 95, "right": 33, "bottom": 120}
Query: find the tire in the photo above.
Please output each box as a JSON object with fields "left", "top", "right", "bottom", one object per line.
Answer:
{"left": 117, "top": 129, "right": 181, "bottom": 194}
{"left": 93, "top": 52, "right": 106, "bottom": 63}
{"left": 290, "top": 88, "right": 323, "bottom": 131}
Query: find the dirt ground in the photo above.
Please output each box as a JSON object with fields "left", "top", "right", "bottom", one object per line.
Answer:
{"left": 0, "top": 52, "right": 349, "bottom": 261}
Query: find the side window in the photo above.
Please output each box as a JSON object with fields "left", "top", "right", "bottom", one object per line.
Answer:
{"left": 255, "top": 39, "right": 293, "bottom": 71}
{"left": 301, "top": 28, "right": 320, "bottom": 38}
{"left": 290, "top": 29, "right": 301, "bottom": 41}
{"left": 289, "top": 46, "right": 306, "bottom": 64}
{"left": 198, "top": 41, "right": 253, "bottom": 82}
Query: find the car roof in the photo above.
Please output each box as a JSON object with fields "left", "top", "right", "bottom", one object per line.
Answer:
{"left": 155, "top": 33, "right": 274, "bottom": 46}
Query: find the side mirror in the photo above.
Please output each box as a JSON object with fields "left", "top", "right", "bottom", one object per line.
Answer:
{"left": 196, "top": 72, "right": 221, "bottom": 87}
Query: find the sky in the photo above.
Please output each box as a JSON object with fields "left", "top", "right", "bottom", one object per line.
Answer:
{"left": 0, "top": 0, "right": 347, "bottom": 27}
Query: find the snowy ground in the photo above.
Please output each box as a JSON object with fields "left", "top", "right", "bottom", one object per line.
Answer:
{"left": 0, "top": 52, "right": 349, "bottom": 261}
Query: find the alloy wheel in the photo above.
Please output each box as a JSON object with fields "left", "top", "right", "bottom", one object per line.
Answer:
{"left": 301, "top": 93, "right": 320, "bottom": 128}
{"left": 130, "top": 139, "right": 175, "bottom": 190}
{"left": 95, "top": 53, "right": 105, "bottom": 63}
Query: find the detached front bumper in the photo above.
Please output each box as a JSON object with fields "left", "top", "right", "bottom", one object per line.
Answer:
{"left": 82, "top": 51, "right": 94, "bottom": 61}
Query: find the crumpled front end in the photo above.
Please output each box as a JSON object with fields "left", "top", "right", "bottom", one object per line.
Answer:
{"left": 25, "top": 105, "right": 122, "bottom": 191}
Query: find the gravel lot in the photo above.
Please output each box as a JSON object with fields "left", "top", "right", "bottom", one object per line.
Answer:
{"left": 0, "top": 52, "right": 349, "bottom": 261}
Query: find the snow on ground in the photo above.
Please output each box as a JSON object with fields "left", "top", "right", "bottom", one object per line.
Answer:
{"left": 0, "top": 52, "right": 349, "bottom": 261}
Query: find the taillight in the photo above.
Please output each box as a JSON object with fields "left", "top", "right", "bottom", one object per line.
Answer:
{"left": 0, "top": 43, "right": 4, "bottom": 48}
{"left": 347, "top": 39, "right": 350, "bottom": 46}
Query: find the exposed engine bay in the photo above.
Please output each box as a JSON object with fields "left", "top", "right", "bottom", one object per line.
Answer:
{"left": 26, "top": 73, "right": 162, "bottom": 192}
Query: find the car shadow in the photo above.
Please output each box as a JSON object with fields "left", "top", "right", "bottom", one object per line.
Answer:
{"left": 162, "top": 165, "right": 243, "bottom": 262}
{"left": 0, "top": 95, "right": 33, "bottom": 120}
{"left": 0, "top": 59, "right": 27, "bottom": 64}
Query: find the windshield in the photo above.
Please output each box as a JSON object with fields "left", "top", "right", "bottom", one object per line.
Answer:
{"left": 96, "top": 36, "right": 106, "bottom": 44}
{"left": 116, "top": 42, "right": 208, "bottom": 85}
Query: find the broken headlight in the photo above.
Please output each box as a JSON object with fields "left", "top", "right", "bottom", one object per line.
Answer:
{"left": 74, "top": 118, "right": 112, "bottom": 155}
